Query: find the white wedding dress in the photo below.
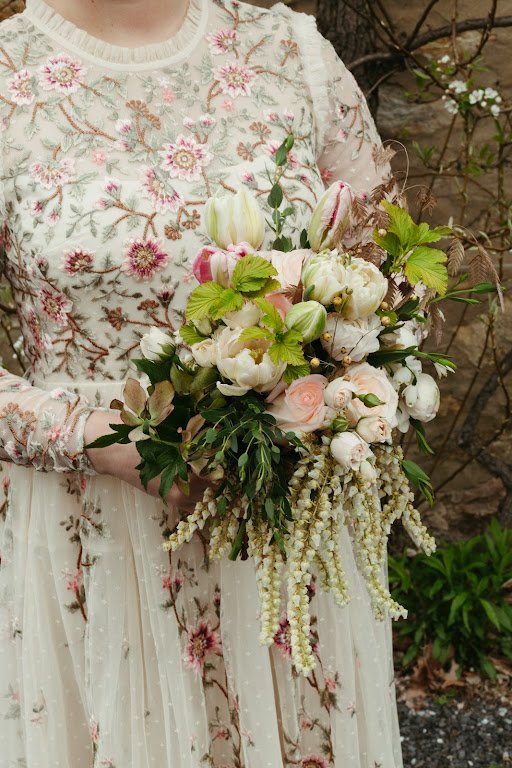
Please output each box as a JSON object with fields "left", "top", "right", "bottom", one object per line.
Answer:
{"left": 0, "top": 0, "right": 403, "bottom": 765}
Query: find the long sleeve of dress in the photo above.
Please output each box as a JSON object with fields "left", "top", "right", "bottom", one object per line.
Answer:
{"left": 0, "top": 199, "right": 95, "bottom": 474}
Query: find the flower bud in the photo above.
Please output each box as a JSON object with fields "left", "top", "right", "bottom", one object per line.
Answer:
{"left": 301, "top": 250, "right": 348, "bottom": 306}
{"left": 307, "top": 181, "right": 354, "bottom": 251}
{"left": 204, "top": 187, "right": 265, "bottom": 249}
{"left": 140, "top": 326, "right": 175, "bottom": 361}
{"left": 285, "top": 301, "right": 327, "bottom": 342}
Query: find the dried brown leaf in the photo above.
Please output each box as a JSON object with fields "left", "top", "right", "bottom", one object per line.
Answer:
{"left": 371, "top": 207, "right": 391, "bottom": 231}
{"left": 447, "top": 238, "right": 465, "bottom": 277}
{"left": 351, "top": 194, "right": 369, "bottom": 223}
{"left": 428, "top": 302, "right": 445, "bottom": 346}
{"left": 372, "top": 144, "right": 397, "bottom": 168}
{"left": 416, "top": 185, "right": 437, "bottom": 215}
{"left": 370, "top": 183, "right": 388, "bottom": 205}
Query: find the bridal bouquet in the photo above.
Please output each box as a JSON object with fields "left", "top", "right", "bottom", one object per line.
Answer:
{"left": 88, "top": 137, "right": 497, "bottom": 674}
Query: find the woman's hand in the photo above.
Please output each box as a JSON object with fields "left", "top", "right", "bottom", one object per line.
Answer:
{"left": 84, "top": 410, "right": 210, "bottom": 512}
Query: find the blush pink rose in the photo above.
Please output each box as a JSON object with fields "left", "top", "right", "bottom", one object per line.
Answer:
{"left": 266, "top": 374, "right": 334, "bottom": 433}
{"left": 344, "top": 362, "right": 398, "bottom": 428}
{"left": 260, "top": 248, "right": 312, "bottom": 293}
{"left": 266, "top": 291, "right": 293, "bottom": 319}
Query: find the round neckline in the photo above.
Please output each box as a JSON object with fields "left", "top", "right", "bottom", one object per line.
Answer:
{"left": 23, "top": 0, "right": 210, "bottom": 71}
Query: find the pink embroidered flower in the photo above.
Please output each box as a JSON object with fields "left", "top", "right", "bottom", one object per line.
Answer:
{"left": 115, "top": 139, "right": 130, "bottom": 152}
{"left": 47, "top": 208, "right": 61, "bottom": 226}
{"left": 30, "top": 201, "right": 44, "bottom": 217}
{"left": 47, "top": 425, "right": 62, "bottom": 442}
{"left": 183, "top": 116, "right": 195, "bottom": 130}
{"left": 320, "top": 168, "right": 334, "bottom": 184}
{"left": 184, "top": 621, "right": 221, "bottom": 672}
{"left": 2, "top": 476, "right": 10, "bottom": 491}
{"left": 30, "top": 158, "right": 75, "bottom": 189}
{"left": 7, "top": 68, "right": 35, "bottom": 105}
{"left": 300, "top": 718, "right": 313, "bottom": 730}
{"left": 222, "top": 99, "right": 234, "bottom": 112}
{"left": 123, "top": 237, "right": 169, "bottom": 280}
{"left": 162, "top": 87, "right": 176, "bottom": 103}
{"left": 38, "top": 287, "right": 73, "bottom": 326}
{"left": 266, "top": 111, "right": 279, "bottom": 123}
{"left": 207, "top": 28, "right": 239, "bottom": 55}
{"left": 90, "top": 719, "right": 99, "bottom": 744}
{"left": 80, "top": 476, "right": 87, "bottom": 492}
{"left": 26, "top": 306, "right": 52, "bottom": 350}
{"left": 159, "top": 135, "right": 212, "bottom": 182}
{"left": 215, "top": 61, "right": 256, "bottom": 98}
{"left": 3, "top": 442, "right": 24, "bottom": 462}
{"left": 337, "top": 128, "right": 349, "bottom": 143}
{"left": 241, "top": 170, "right": 254, "bottom": 183}
{"left": 62, "top": 248, "right": 95, "bottom": 275}
{"left": 115, "top": 118, "right": 132, "bottom": 134}
{"left": 265, "top": 140, "right": 298, "bottom": 168}
{"left": 214, "top": 727, "right": 229, "bottom": 740}
{"left": 324, "top": 676, "right": 337, "bottom": 692}
{"left": 198, "top": 113, "right": 216, "bottom": 129}
{"left": 104, "top": 178, "right": 121, "bottom": 196}
{"left": 301, "top": 756, "right": 328, "bottom": 768}
{"left": 39, "top": 54, "right": 85, "bottom": 93}
{"left": 91, "top": 150, "right": 107, "bottom": 165}
{"left": 142, "top": 167, "right": 183, "bottom": 213}
{"left": 284, "top": 109, "right": 295, "bottom": 123}
{"left": 273, "top": 614, "right": 292, "bottom": 659}
{"left": 10, "top": 689, "right": 19, "bottom": 702}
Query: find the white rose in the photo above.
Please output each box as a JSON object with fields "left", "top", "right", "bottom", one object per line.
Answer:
{"left": 191, "top": 338, "right": 217, "bottom": 368}
{"left": 321, "top": 313, "right": 381, "bottom": 362}
{"left": 383, "top": 319, "right": 423, "bottom": 350}
{"left": 330, "top": 431, "right": 371, "bottom": 471}
{"left": 222, "top": 301, "right": 262, "bottom": 329}
{"left": 402, "top": 373, "right": 440, "bottom": 422}
{"left": 324, "top": 378, "right": 358, "bottom": 410}
{"left": 356, "top": 415, "right": 392, "bottom": 443}
{"left": 344, "top": 362, "right": 399, "bottom": 428}
{"left": 301, "top": 250, "right": 347, "bottom": 306}
{"left": 140, "top": 326, "right": 174, "bottom": 361}
{"left": 342, "top": 258, "right": 388, "bottom": 320}
{"left": 215, "top": 326, "right": 286, "bottom": 396}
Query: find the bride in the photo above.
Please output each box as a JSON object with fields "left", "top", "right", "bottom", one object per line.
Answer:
{"left": 0, "top": 0, "right": 403, "bottom": 765}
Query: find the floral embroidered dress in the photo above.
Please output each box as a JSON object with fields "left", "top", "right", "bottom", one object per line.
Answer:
{"left": 0, "top": 0, "right": 404, "bottom": 766}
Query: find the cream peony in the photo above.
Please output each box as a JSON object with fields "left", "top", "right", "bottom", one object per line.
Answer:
{"left": 301, "top": 250, "right": 348, "bottom": 306}
{"left": 342, "top": 257, "right": 388, "bottom": 320}
{"left": 215, "top": 327, "right": 285, "bottom": 396}
{"left": 390, "top": 356, "right": 423, "bottom": 389}
{"left": 266, "top": 374, "right": 334, "bottom": 433}
{"left": 140, "top": 326, "right": 174, "bottom": 361}
{"left": 344, "top": 362, "right": 399, "bottom": 427}
{"left": 222, "top": 301, "right": 262, "bottom": 329}
{"left": 402, "top": 373, "right": 440, "bottom": 422}
{"left": 356, "top": 415, "right": 392, "bottom": 443}
{"left": 321, "top": 313, "right": 381, "bottom": 362}
{"left": 330, "top": 431, "right": 371, "bottom": 471}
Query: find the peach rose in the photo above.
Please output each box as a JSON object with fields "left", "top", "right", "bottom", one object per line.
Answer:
{"left": 260, "top": 248, "right": 312, "bottom": 292}
{"left": 266, "top": 374, "right": 334, "bottom": 433}
{"left": 344, "top": 362, "right": 398, "bottom": 427}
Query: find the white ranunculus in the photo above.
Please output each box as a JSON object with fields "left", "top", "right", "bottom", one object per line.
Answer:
{"left": 402, "top": 373, "right": 440, "bottom": 423}
{"left": 140, "top": 327, "right": 175, "bottom": 361}
{"left": 285, "top": 301, "right": 327, "bottom": 342}
{"left": 342, "top": 258, "right": 388, "bottom": 319}
{"left": 215, "top": 326, "right": 286, "bottom": 396}
{"left": 330, "top": 431, "right": 371, "bottom": 471}
{"left": 356, "top": 415, "right": 392, "bottom": 443}
{"left": 321, "top": 313, "right": 381, "bottom": 362}
{"left": 204, "top": 187, "right": 265, "bottom": 249}
{"left": 390, "top": 356, "right": 423, "bottom": 389}
{"left": 301, "top": 250, "right": 348, "bottom": 306}
{"left": 222, "top": 301, "right": 262, "bottom": 329}
{"left": 324, "top": 377, "right": 358, "bottom": 410}
{"left": 191, "top": 338, "right": 217, "bottom": 368}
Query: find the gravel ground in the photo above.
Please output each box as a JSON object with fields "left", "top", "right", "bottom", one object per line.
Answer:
{"left": 397, "top": 698, "right": 512, "bottom": 768}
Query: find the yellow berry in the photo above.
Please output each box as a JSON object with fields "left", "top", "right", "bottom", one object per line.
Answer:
{"left": 378, "top": 228, "right": 387, "bottom": 236}
{"left": 381, "top": 316, "right": 391, "bottom": 326}
{"left": 333, "top": 296, "right": 343, "bottom": 307}
{"left": 342, "top": 355, "right": 352, "bottom": 366}
{"left": 380, "top": 301, "right": 389, "bottom": 311}
{"left": 322, "top": 332, "right": 332, "bottom": 342}
{"left": 310, "top": 357, "right": 321, "bottom": 368}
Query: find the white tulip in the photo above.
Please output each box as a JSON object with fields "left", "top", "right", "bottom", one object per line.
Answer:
{"left": 402, "top": 373, "right": 440, "bottom": 422}
{"left": 301, "top": 250, "right": 348, "bottom": 306}
{"left": 383, "top": 319, "right": 423, "bottom": 350}
{"left": 215, "top": 327, "right": 286, "bottom": 396}
{"left": 140, "top": 327, "right": 175, "bottom": 361}
{"left": 307, "top": 181, "right": 354, "bottom": 251}
{"left": 390, "top": 356, "right": 423, "bottom": 389}
{"left": 321, "top": 313, "right": 381, "bottom": 362}
{"left": 342, "top": 257, "right": 388, "bottom": 320}
{"left": 204, "top": 187, "right": 265, "bottom": 249}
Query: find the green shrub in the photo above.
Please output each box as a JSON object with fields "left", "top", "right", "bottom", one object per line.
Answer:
{"left": 389, "top": 517, "right": 512, "bottom": 679}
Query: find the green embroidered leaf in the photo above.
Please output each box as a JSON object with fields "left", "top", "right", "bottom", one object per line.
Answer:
{"left": 210, "top": 288, "right": 244, "bottom": 319}
{"left": 269, "top": 329, "right": 305, "bottom": 366}
{"left": 253, "top": 297, "right": 284, "bottom": 332}
{"left": 238, "top": 326, "right": 274, "bottom": 343}
{"left": 283, "top": 362, "right": 311, "bottom": 384}
{"left": 405, "top": 246, "right": 448, "bottom": 295}
{"left": 231, "top": 255, "right": 277, "bottom": 293}
{"left": 179, "top": 323, "right": 208, "bottom": 345}
{"left": 186, "top": 282, "right": 225, "bottom": 321}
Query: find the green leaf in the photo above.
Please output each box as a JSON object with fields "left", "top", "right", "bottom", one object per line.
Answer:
{"left": 85, "top": 423, "right": 132, "bottom": 449}
{"left": 179, "top": 323, "right": 208, "bottom": 345}
{"left": 231, "top": 255, "right": 277, "bottom": 293}
{"left": 189, "top": 366, "right": 219, "bottom": 393}
{"left": 410, "top": 418, "right": 435, "bottom": 455}
{"left": 170, "top": 363, "right": 193, "bottom": 394}
{"left": 253, "top": 297, "right": 284, "bottom": 332}
{"left": 405, "top": 246, "right": 448, "bottom": 296}
{"left": 132, "top": 357, "right": 173, "bottom": 384}
{"left": 480, "top": 657, "right": 497, "bottom": 681}
{"left": 210, "top": 288, "right": 244, "bottom": 319}
{"left": 283, "top": 362, "right": 311, "bottom": 384}
{"left": 245, "top": 277, "right": 282, "bottom": 297}
{"left": 158, "top": 461, "right": 180, "bottom": 501}
{"left": 274, "top": 143, "right": 289, "bottom": 166}
{"left": 373, "top": 229, "right": 402, "bottom": 258}
{"left": 381, "top": 201, "right": 417, "bottom": 251}
{"left": 238, "top": 326, "right": 274, "bottom": 343}
{"left": 269, "top": 329, "right": 305, "bottom": 366}
{"left": 401, "top": 459, "right": 434, "bottom": 505}
{"left": 480, "top": 598, "right": 501, "bottom": 630}
{"left": 186, "top": 282, "right": 225, "bottom": 321}
{"left": 268, "top": 184, "right": 283, "bottom": 208}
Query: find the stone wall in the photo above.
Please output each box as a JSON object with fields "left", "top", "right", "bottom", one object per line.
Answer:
{"left": 1, "top": 0, "right": 510, "bottom": 539}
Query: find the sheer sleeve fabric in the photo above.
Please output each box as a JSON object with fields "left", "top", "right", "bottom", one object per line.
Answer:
{"left": 0, "top": 162, "right": 95, "bottom": 474}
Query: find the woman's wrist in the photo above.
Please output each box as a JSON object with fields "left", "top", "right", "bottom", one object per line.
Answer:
{"left": 83, "top": 409, "right": 124, "bottom": 475}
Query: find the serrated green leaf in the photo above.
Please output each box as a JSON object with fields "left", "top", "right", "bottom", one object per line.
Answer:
{"left": 373, "top": 229, "right": 402, "bottom": 258}
{"left": 283, "top": 362, "right": 311, "bottom": 383}
{"left": 253, "top": 297, "right": 284, "bottom": 332}
{"left": 238, "top": 326, "right": 274, "bottom": 343}
{"left": 405, "top": 246, "right": 448, "bottom": 295}
{"left": 186, "top": 282, "right": 225, "bottom": 321}
{"left": 210, "top": 288, "right": 244, "bottom": 319}
{"left": 231, "top": 255, "right": 277, "bottom": 293}
{"left": 179, "top": 323, "right": 208, "bottom": 345}
{"left": 245, "top": 277, "right": 282, "bottom": 297}
{"left": 269, "top": 329, "right": 304, "bottom": 366}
